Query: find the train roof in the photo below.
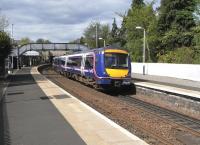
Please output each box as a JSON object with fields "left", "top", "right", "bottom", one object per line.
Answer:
{"left": 55, "top": 47, "right": 128, "bottom": 59}
{"left": 72, "top": 47, "right": 127, "bottom": 54}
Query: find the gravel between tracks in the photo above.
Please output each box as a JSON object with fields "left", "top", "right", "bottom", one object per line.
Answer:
{"left": 42, "top": 67, "right": 197, "bottom": 145}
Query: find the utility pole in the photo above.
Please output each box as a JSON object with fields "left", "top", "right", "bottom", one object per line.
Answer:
{"left": 143, "top": 28, "right": 146, "bottom": 64}
{"left": 99, "top": 38, "right": 106, "bottom": 47}
{"left": 11, "top": 24, "right": 14, "bottom": 71}
{"left": 11, "top": 24, "right": 13, "bottom": 41}
{"left": 96, "top": 24, "right": 98, "bottom": 48}
{"left": 136, "top": 26, "right": 146, "bottom": 75}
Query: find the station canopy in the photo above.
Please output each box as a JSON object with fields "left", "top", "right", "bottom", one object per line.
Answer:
{"left": 23, "top": 51, "right": 39, "bottom": 56}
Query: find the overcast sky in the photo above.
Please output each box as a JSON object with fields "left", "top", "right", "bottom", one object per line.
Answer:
{"left": 1, "top": 0, "right": 160, "bottom": 42}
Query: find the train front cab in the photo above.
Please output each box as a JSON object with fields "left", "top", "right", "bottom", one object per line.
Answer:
{"left": 95, "top": 48, "right": 132, "bottom": 88}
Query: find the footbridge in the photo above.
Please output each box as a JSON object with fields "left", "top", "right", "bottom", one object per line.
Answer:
{"left": 11, "top": 43, "right": 89, "bottom": 56}
{"left": 9, "top": 43, "right": 89, "bottom": 69}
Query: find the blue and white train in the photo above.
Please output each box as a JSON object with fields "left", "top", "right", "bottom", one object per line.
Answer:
{"left": 52, "top": 47, "right": 132, "bottom": 89}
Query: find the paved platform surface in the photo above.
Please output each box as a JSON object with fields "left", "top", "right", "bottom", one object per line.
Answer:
{"left": 132, "top": 73, "right": 200, "bottom": 99}
{"left": 0, "top": 76, "right": 8, "bottom": 102}
{"left": 0, "top": 68, "right": 86, "bottom": 145}
{"left": 0, "top": 67, "right": 148, "bottom": 145}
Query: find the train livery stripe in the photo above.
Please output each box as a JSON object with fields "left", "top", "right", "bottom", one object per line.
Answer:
{"left": 105, "top": 69, "right": 129, "bottom": 78}
{"left": 104, "top": 49, "right": 128, "bottom": 54}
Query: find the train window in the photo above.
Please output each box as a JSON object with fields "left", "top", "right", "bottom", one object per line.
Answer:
{"left": 61, "top": 60, "right": 65, "bottom": 66}
{"left": 105, "top": 53, "right": 128, "bottom": 69}
{"left": 67, "top": 60, "right": 76, "bottom": 67}
{"left": 67, "top": 57, "right": 82, "bottom": 68}
{"left": 85, "top": 55, "right": 93, "bottom": 69}
{"left": 56, "top": 59, "right": 58, "bottom": 65}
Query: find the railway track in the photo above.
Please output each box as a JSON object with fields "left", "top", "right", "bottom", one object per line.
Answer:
{"left": 119, "top": 95, "right": 200, "bottom": 137}
{"left": 40, "top": 66, "right": 200, "bottom": 145}
{"left": 44, "top": 74, "right": 173, "bottom": 145}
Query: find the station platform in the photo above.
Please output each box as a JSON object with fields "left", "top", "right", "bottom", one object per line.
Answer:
{"left": 132, "top": 73, "right": 200, "bottom": 100}
{"left": 0, "top": 67, "right": 147, "bottom": 145}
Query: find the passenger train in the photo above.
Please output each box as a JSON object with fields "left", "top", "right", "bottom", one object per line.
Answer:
{"left": 52, "top": 47, "right": 132, "bottom": 89}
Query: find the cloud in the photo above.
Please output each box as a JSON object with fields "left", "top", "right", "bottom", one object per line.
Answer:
{"left": 1, "top": 0, "right": 159, "bottom": 42}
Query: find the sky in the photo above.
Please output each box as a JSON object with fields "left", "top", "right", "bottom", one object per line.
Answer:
{"left": 1, "top": 0, "right": 160, "bottom": 42}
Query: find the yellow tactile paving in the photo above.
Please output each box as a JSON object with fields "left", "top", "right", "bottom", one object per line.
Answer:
{"left": 31, "top": 67, "right": 148, "bottom": 145}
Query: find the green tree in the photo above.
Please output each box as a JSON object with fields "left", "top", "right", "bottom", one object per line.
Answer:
{"left": 83, "top": 22, "right": 98, "bottom": 48}
{"left": 119, "top": 15, "right": 128, "bottom": 47}
{"left": 125, "top": 1, "right": 157, "bottom": 62}
{"left": 19, "top": 37, "right": 32, "bottom": 46}
{"left": 99, "top": 24, "right": 110, "bottom": 47}
{"left": 131, "top": 0, "right": 145, "bottom": 8}
{"left": 44, "top": 40, "right": 51, "bottom": 43}
{"left": 36, "top": 38, "right": 45, "bottom": 43}
{"left": 109, "top": 18, "right": 119, "bottom": 45}
{"left": 0, "top": 32, "right": 13, "bottom": 74}
{"left": 0, "top": 11, "right": 8, "bottom": 31}
{"left": 36, "top": 38, "right": 51, "bottom": 43}
{"left": 193, "top": 25, "right": 200, "bottom": 63}
{"left": 70, "top": 37, "right": 86, "bottom": 45}
{"left": 194, "top": 0, "right": 200, "bottom": 23}
{"left": 158, "top": 47, "right": 198, "bottom": 64}
{"left": 0, "top": 32, "right": 12, "bottom": 60}
{"left": 157, "top": 0, "right": 196, "bottom": 53}
{"left": 83, "top": 22, "right": 110, "bottom": 48}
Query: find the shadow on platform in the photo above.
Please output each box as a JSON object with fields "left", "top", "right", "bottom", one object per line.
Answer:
{"left": 0, "top": 100, "right": 11, "bottom": 145}
{"left": 8, "top": 74, "right": 46, "bottom": 87}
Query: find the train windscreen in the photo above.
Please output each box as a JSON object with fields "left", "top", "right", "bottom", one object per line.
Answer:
{"left": 105, "top": 53, "right": 128, "bottom": 69}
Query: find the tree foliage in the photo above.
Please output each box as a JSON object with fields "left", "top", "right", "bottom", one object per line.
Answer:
{"left": 0, "top": 32, "right": 13, "bottom": 62}
{"left": 19, "top": 37, "right": 32, "bottom": 46}
{"left": 80, "top": 0, "right": 200, "bottom": 64}
{"left": 0, "top": 11, "right": 8, "bottom": 31}
{"left": 157, "top": 0, "right": 196, "bottom": 52}
{"left": 155, "top": 0, "right": 200, "bottom": 63}
{"left": 125, "top": 0, "right": 157, "bottom": 62}
{"left": 36, "top": 38, "right": 51, "bottom": 43}
{"left": 158, "top": 47, "right": 199, "bottom": 64}
{"left": 109, "top": 18, "right": 119, "bottom": 45}
{"left": 194, "top": 0, "right": 200, "bottom": 23}
{"left": 119, "top": 15, "right": 128, "bottom": 47}
{"left": 131, "top": 0, "right": 145, "bottom": 8}
{"left": 83, "top": 22, "right": 110, "bottom": 48}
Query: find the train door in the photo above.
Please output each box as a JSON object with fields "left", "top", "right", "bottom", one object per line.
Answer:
{"left": 81, "top": 54, "right": 85, "bottom": 76}
{"left": 64, "top": 57, "right": 68, "bottom": 72}
{"left": 84, "top": 55, "right": 94, "bottom": 78}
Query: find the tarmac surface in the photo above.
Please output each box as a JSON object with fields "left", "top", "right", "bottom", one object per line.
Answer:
{"left": 0, "top": 68, "right": 86, "bottom": 145}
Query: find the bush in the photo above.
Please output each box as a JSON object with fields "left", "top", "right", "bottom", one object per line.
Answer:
{"left": 158, "top": 47, "right": 199, "bottom": 64}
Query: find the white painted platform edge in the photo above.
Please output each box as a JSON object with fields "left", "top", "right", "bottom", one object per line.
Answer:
{"left": 135, "top": 82, "right": 200, "bottom": 99}
{"left": 35, "top": 67, "right": 148, "bottom": 144}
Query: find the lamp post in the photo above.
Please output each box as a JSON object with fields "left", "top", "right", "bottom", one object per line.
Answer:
{"left": 11, "top": 24, "right": 14, "bottom": 42}
{"left": 136, "top": 26, "right": 146, "bottom": 75}
{"left": 96, "top": 24, "right": 98, "bottom": 48}
{"left": 11, "top": 24, "right": 14, "bottom": 71}
{"left": 99, "top": 37, "right": 105, "bottom": 47}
